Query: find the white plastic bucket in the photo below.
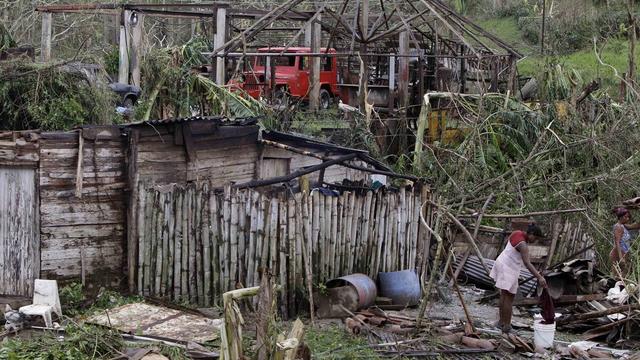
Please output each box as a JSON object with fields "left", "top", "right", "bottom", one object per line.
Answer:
{"left": 533, "top": 320, "right": 556, "bottom": 349}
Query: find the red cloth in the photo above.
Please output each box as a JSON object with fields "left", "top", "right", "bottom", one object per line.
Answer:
{"left": 509, "top": 230, "right": 527, "bottom": 247}
{"left": 539, "top": 288, "right": 555, "bottom": 324}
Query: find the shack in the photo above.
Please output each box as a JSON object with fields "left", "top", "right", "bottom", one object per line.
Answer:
{"left": 0, "top": 116, "right": 418, "bottom": 299}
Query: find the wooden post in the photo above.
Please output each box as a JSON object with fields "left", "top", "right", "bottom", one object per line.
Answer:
{"left": 358, "top": 0, "right": 369, "bottom": 110}
{"left": 118, "top": 10, "right": 130, "bottom": 84}
{"left": 398, "top": 31, "right": 410, "bottom": 113}
{"left": 459, "top": 45, "right": 467, "bottom": 93}
{"left": 388, "top": 55, "right": 395, "bottom": 110}
{"left": 309, "top": 14, "right": 322, "bottom": 110}
{"left": 126, "top": 129, "right": 140, "bottom": 293}
{"left": 398, "top": 31, "right": 410, "bottom": 150}
{"left": 541, "top": 0, "right": 546, "bottom": 55}
{"left": 214, "top": 7, "right": 227, "bottom": 85}
{"left": 40, "top": 12, "right": 52, "bottom": 62}
{"left": 130, "top": 12, "right": 144, "bottom": 87}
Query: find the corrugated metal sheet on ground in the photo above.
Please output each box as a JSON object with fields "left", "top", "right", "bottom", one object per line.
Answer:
{"left": 456, "top": 255, "right": 538, "bottom": 296}
{"left": 87, "top": 303, "right": 222, "bottom": 343}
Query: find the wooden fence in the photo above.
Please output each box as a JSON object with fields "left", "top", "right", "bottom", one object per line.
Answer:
{"left": 133, "top": 183, "right": 433, "bottom": 313}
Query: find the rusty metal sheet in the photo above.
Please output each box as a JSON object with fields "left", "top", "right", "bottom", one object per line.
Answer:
{"left": 87, "top": 303, "right": 222, "bottom": 343}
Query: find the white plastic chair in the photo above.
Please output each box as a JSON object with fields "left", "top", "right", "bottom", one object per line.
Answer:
{"left": 19, "top": 279, "right": 62, "bottom": 328}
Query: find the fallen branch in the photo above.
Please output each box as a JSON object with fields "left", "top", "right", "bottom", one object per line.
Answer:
{"left": 458, "top": 208, "right": 586, "bottom": 219}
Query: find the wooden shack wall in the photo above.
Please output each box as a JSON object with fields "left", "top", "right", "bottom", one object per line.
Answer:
{"left": 134, "top": 124, "right": 260, "bottom": 186}
{"left": 262, "top": 146, "right": 371, "bottom": 184}
{"left": 38, "top": 128, "right": 127, "bottom": 287}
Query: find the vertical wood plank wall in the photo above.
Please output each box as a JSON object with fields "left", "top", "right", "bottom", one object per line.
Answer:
{"left": 134, "top": 183, "right": 433, "bottom": 311}
{"left": 38, "top": 130, "right": 127, "bottom": 286}
{"left": 0, "top": 167, "right": 39, "bottom": 296}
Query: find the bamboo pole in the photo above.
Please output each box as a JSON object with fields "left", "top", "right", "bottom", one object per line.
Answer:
{"left": 318, "top": 193, "right": 326, "bottom": 280}
{"left": 238, "top": 191, "right": 247, "bottom": 287}
{"left": 360, "top": 191, "right": 373, "bottom": 272}
{"left": 287, "top": 196, "right": 296, "bottom": 314}
{"left": 398, "top": 187, "right": 406, "bottom": 270}
{"left": 269, "top": 198, "right": 279, "bottom": 272}
{"left": 211, "top": 190, "right": 221, "bottom": 304}
{"left": 312, "top": 191, "right": 321, "bottom": 281}
{"left": 259, "top": 196, "right": 269, "bottom": 271}
{"left": 350, "top": 194, "right": 362, "bottom": 273}
{"left": 154, "top": 192, "right": 163, "bottom": 296}
{"left": 300, "top": 192, "right": 315, "bottom": 325}
{"left": 182, "top": 187, "right": 190, "bottom": 300}
{"left": 344, "top": 192, "right": 354, "bottom": 274}
{"left": 330, "top": 196, "right": 338, "bottom": 279}
{"left": 188, "top": 186, "right": 197, "bottom": 302}
{"left": 174, "top": 189, "right": 183, "bottom": 300}
{"left": 336, "top": 193, "right": 344, "bottom": 275}
{"left": 248, "top": 191, "right": 259, "bottom": 288}
{"left": 136, "top": 184, "right": 146, "bottom": 294}
{"left": 390, "top": 194, "right": 399, "bottom": 272}
{"left": 374, "top": 193, "right": 388, "bottom": 275}
{"left": 195, "top": 187, "right": 204, "bottom": 305}
{"left": 223, "top": 186, "right": 232, "bottom": 292}
{"left": 383, "top": 194, "right": 394, "bottom": 272}
{"left": 202, "top": 184, "right": 212, "bottom": 306}
{"left": 294, "top": 193, "right": 304, "bottom": 299}
{"left": 167, "top": 187, "right": 176, "bottom": 298}
{"left": 367, "top": 192, "right": 380, "bottom": 278}
{"left": 160, "top": 191, "right": 169, "bottom": 297}
{"left": 278, "top": 197, "right": 288, "bottom": 316}
{"left": 143, "top": 190, "right": 154, "bottom": 296}
{"left": 230, "top": 189, "right": 239, "bottom": 289}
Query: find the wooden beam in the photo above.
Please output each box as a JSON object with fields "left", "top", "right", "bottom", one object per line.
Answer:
{"left": 388, "top": 54, "right": 395, "bottom": 110}
{"left": 126, "top": 129, "right": 140, "bottom": 293}
{"left": 398, "top": 31, "right": 410, "bottom": 113}
{"left": 214, "top": 7, "right": 227, "bottom": 85}
{"left": 118, "top": 10, "right": 130, "bottom": 84}
{"left": 130, "top": 12, "right": 144, "bottom": 87}
{"left": 40, "top": 12, "right": 52, "bottom": 62}
{"left": 309, "top": 13, "right": 321, "bottom": 110}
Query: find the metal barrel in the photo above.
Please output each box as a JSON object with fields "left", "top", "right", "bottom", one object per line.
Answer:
{"left": 326, "top": 273, "right": 377, "bottom": 309}
{"left": 378, "top": 270, "right": 422, "bottom": 306}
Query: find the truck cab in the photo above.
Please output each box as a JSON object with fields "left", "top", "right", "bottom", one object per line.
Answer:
{"left": 230, "top": 47, "right": 339, "bottom": 109}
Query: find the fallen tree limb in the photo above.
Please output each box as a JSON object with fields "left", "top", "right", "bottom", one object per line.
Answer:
{"left": 557, "top": 304, "right": 640, "bottom": 325}
{"left": 458, "top": 208, "right": 586, "bottom": 219}
{"left": 428, "top": 200, "right": 492, "bottom": 279}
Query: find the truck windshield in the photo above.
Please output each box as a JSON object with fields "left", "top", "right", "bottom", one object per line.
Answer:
{"left": 257, "top": 55, "right": 297, "bottom": 67}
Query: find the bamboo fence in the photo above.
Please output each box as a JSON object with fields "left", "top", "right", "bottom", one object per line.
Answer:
{"left": 134, "top": 182, "right": 434, "bottom": 314}
{"left": 548, "top": 218, "right": 595, "bottom": 264}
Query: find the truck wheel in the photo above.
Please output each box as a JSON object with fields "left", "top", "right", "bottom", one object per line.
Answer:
{"left": 320, "top": 89, "right": 331, "bottom": 109}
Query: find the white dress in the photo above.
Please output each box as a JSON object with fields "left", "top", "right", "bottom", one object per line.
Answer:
{"left": 490, "top": 241, "right": 524, "bottom": 294}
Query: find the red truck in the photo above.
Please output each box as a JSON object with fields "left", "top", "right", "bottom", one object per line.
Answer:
{"left": 229, "top": 47, "right": 339, "bottom": 109}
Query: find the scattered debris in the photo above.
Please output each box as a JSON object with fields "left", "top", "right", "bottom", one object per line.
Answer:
{"left": 87, "top": 302, "right": 222, "bottom": 344}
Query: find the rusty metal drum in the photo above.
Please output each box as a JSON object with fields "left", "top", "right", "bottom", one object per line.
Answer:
{"left": 378, "top": 270, "right": 421, "bottom": 306}
{"left": 325, "top": 273, "right": 377, "bottom": 309}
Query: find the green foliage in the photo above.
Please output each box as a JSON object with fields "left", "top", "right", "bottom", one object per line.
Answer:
{"left": 59, "top": 282, "right": 142, "bottom": 317}
{"left": 0, "top": 62, "right": 118, "bottom": 130}
{"left": 59, "top": 282, "right": 85, "bottom": 313}
{"left": 305, "top": 324, "right": 381, "bottom": 359}
{"left": 0, "top": 23, "right": 16, "bottom": 50}
{"left": 137, "top": 39, "right": 265, "bottom": 121}
{"left": 0, "top": 323, "right": 124, "bottom": 360}
{"left": 103, "top": 46, "right": 119, "bottom": 77}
